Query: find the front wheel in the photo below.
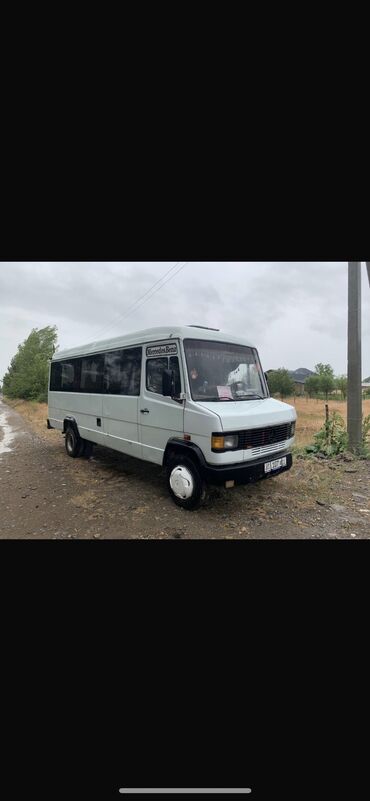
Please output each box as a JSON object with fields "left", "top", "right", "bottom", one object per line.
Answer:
{"left": 167, "top": 456, "right": 207, "bottom": 510}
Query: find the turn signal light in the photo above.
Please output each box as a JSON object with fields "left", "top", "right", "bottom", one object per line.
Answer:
{"left": 212, "top": 435, "right": 225, "bottom": 450}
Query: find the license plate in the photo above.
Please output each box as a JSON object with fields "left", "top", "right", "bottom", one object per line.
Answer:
{"left": 264, "top": 456, "right": 287, "bottom": 473}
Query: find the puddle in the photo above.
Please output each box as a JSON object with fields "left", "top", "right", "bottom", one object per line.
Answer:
{"left": 0, "top": 406, "right": 16, "bottom": 455}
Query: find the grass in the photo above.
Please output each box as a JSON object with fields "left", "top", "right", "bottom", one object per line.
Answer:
{"left": 3, "top": 398, "right": 56, "bottom": 441}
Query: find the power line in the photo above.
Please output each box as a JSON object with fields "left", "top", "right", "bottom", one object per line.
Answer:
{"left": 91, "top": 262, "right": 186, "bottom": 341}
{"left": 92, "top": 261, "right": 184, "bottom": 340}
{"left": 105, "top": 261, "right": 188, "bottom": 334}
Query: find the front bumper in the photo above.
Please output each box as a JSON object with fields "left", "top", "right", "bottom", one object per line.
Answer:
{"left": 201, "top": 450, "right": 293, "bottom": 486}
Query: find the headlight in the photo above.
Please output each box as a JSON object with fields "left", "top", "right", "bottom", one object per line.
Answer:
{"left": 212, "top": 434, "right": 239, "bottom": 451}
{"left": 290, "top": 422, "right": 296, "bottom": 437}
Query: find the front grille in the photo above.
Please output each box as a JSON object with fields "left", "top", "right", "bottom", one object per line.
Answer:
{"left": 238, "top": 423, "right": 292, "bottom": 450}
{"left": 251, "top": 441, "right": 288, "bottom": 457}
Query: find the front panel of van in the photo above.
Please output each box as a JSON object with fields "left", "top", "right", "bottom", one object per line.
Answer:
{"left": 181, "top": 337, "right": 296, "bottom": 468}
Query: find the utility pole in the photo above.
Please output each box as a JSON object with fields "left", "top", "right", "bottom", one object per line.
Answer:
{"left": 347, "top": 262, "right": 362, "bottom": 451}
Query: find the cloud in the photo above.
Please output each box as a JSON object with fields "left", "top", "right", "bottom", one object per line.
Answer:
{"left": 1, "top": 262, "right": 369, "bottom": 380}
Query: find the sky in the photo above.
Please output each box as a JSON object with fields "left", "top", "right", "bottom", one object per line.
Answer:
{"left": 0, "top": 262, "right": 369, "bottom": 381}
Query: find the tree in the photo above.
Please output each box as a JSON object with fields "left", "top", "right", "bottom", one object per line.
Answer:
{"left": 314, "top": 363, "right": 335, "bottom": 400}
{"left": 305, "top": 374, "right": 320, "bottom": 398}
{"left": 335, "top": 375, "right": 348, "bottom": 400}
{"left": 266, "top": 368, "right": 295, "bottom": 399}
{"left": 2, "top": 326, "right": 58, "bottom": 402}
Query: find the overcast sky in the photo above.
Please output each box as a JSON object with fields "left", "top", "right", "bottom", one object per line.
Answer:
{"left": 0, "top": 262, "right": 369, "bottom": 381}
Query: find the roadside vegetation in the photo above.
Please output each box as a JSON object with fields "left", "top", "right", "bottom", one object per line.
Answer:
{"left": 2, "top": 326, "right": 57, "bottom": 403}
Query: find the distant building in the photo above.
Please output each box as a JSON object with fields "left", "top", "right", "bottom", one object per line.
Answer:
{"left": 289, "top": 369, "right": 315, "bottom": 396}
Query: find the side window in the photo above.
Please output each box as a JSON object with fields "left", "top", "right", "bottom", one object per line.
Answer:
{"left": 146, "top": 357, "right": 181, "bottom": 395}
{"left": 80, "top": 355, "right": 104, "bottom": 393}
{"left": 60, "top": 359, "right": 81, "bottom": 392}
{"left": 50, "top": 361, "right": 62, "bottom": 391}
{"left": 146, "top": 358, "right": 167, "bottom": 394}
{"left": 125, "top": 347, "right": 142, "bottom": 395}
{"left": 61, "top": 362, "right": 75, "bottom": 392}
{"left": 169, "top": 356, "right": 181, "bottom": 395}
{"left": 104, "top": 347, "right": 142, "bottom": 396}
{"left": 104, "top": 351, "right": 122, "bottom": 394}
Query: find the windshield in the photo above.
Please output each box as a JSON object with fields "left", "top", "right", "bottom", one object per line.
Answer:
{"left": 184, "top": 339, "right": 268, "bottom": 402}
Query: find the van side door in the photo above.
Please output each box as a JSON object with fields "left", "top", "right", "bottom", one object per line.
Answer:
{"left": 139, "top": 341, "right": 185, "bottom": 465}
{"left": 102, "top": 346, "right": 142, "bottom": 459}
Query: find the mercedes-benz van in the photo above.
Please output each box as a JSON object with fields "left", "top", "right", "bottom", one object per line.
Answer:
{"left": 47, "top": 325, "right": 296, "bottom": 509}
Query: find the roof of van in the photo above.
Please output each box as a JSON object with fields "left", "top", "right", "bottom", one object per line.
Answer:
{"left": 52, "top": 326, "right": 255, "bottom": 361}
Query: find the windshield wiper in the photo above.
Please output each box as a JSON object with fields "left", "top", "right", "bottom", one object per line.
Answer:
{"left": 236, "top": 393, "right": 265, "bottom": 400}
{"left": 195, "top": 396, "right": 233, "bottom": 402}
{"left": 196, "top": 394, "right": 266, "bottom": 402}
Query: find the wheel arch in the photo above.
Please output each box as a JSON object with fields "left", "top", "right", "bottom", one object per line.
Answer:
{"left": 63, "top": 416, "right": 80, "bottom": 437}
{"left": 163, "top": 438, "right": 207, "bottom": 472}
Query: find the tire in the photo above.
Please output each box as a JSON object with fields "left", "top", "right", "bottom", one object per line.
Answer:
{"left": 65, "top": 426, "right": 83, "bottom": 458}
{"left": 166, "top": 455, "right": 207, "bottom": 510}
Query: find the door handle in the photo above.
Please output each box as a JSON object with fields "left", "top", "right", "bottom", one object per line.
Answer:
{"left": 140, "top": 408, "right": 150, "bottom": 414}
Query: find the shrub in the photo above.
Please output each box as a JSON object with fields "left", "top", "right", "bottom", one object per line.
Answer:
{"left": 305, "top": 411, "right": 370, "bottom": 458}
{"left": 306, "top": 411, "right": 348, "bottom": 456}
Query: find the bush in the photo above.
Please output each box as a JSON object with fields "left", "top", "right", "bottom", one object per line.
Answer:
{"left": 305, "top": 411, "right": 370, "bottom": 458}
{"left": 306, "top": 411, "right": 348, "bottom": 456}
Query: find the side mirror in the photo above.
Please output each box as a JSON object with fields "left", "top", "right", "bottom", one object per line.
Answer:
{"left": 162, "top": 369, "right": 175, "bottom": 397}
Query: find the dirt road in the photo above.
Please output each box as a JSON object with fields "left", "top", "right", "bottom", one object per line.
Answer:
{"left": 1, "top": 397, "right": 369, "bottom": 539}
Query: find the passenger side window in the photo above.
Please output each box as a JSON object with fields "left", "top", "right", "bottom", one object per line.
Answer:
{"left": 169, "top": 356, "right": 181, "bottom": 395}
{"left": 80, "top": 355, "right": 104, "bottom": 393}
{"left": 104, "top": 347, "right": 142, "bottom": 396}
{"left": 50, "top": 361, "right": 62, "bottom": 391}
{"left": 62, "top": 359, "right": 81, "bottom": 392}
{"left": 146, "top": 358, "right": 168, "bottom": 394}
{"left": 62, "top": 362, "right": 76, "bottom": 391}
{"left": 146, "top": 357, "right": 181, "bottom": 395}
{"left": 50, "top": 359, "right": 81, "bottom": 392}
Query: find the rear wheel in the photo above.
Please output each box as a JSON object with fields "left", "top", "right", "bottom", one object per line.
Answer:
{"left": 65, "top": 426, "right": 84, "bottom": 458}
{"left": 166, "top": 455, "right": 207, "bottom": 510}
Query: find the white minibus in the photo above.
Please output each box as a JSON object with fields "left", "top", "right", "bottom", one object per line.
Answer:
{"left": 47, "top": 326, "right": 296, "bottom": 509}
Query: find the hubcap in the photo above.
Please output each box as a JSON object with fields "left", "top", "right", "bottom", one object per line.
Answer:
{"left": 169, "top": 466, "right": 194, "bottom": 500}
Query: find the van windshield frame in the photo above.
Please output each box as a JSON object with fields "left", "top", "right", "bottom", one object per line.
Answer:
{"left": 183, "top": 338, "right": 268, "bottom": 402}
